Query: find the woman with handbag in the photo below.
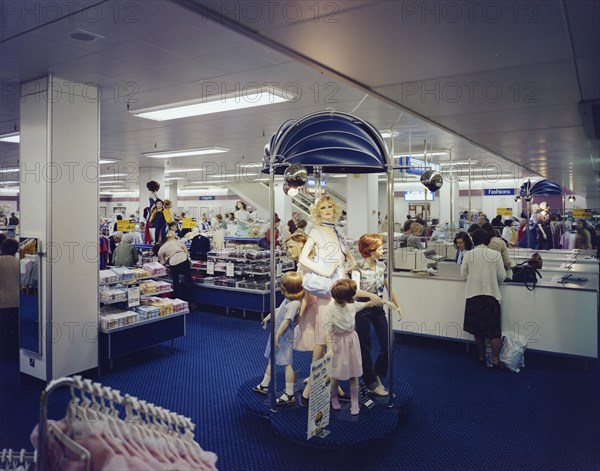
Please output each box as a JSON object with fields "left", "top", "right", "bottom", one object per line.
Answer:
{"left": 461, "top": 229, "right": 506, "bottom": 370}
{"left": 297, "top": 196, "right": 381, "bottom": 404}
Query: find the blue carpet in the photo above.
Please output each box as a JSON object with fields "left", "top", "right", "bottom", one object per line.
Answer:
{"left": 1, "top": 311, "right": 598, "bottom": 470}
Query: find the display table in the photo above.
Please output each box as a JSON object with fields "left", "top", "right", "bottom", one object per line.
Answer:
{"left": 391, "top": 272, "right": 598, "bottom": 358}
{"left": 99, "top": 311, "right": 187, "bottom": 373}
{"left": 194, "top": 284, "right": 284, "bottom": 317}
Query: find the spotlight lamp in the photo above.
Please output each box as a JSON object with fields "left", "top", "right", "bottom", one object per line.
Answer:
{"left": 525, "top": 195, "right": 532, "bottom": 202}
{"left": 514, "top": 196, "right": 522, "bottom": 203}
{"left": 283, "top": 164, "right": 308, "bottom": 195}
{"left": 568, "top": 195, "right": 576, "bottom": 203}
{"left": 420, "top": 170, "right": 444, "bottom": 192}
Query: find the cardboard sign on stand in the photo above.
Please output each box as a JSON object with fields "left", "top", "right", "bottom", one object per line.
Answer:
{"left": 307, "top": 353, "right": 332, "bottom": 440}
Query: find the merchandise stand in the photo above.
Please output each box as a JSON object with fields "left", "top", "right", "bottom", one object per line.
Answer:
{"left": 237, "top": 111, "right": 412, "bottom": 448}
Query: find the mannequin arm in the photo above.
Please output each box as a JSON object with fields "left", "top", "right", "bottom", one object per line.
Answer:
{"left": 274, "top": 319, "right": 291, "bottom": 348}
{"left": 356, "top": 289, "right": 383, "bottom": 306}
{"left": 298, "top": 235, "right": 337, "bottom": 277}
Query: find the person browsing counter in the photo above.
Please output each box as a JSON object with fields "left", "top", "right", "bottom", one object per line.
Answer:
{"left": 157, "top": 232, "right": 193, "bottom": 303}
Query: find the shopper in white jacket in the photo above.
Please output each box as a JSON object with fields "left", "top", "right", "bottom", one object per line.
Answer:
{"left": 461, "top": 228, "right": 506, "bottom": 370}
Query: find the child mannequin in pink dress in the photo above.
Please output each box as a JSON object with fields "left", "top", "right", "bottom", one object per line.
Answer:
{"left": 324, "top": 279, "right": 376, "bottom": 415}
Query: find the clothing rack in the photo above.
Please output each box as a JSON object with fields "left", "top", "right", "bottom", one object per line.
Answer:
{"left": 36, "top": 375, "right": 217, "bottom": 471}
{"left": 0, "top": 449, "right": 37, "bottom": 471}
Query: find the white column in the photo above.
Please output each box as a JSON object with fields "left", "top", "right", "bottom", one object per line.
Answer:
{"left": 20, "top": 76, "right": 99, "bottom": 381}
{"left": 346, "top": 174, "right": 378, "bottom": 239}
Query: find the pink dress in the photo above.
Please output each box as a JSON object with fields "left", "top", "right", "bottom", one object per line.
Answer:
{"left": 324, "top": 301, "right": 367, "bottom": 380}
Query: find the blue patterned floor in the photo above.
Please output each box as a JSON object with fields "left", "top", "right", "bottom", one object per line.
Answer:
{"left": 0, "top": 311, "right": 598, "bottom": 470}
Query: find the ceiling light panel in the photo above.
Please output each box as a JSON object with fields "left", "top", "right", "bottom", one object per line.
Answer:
{"left": 131, "top": 88, "right": 293, "bottom": 121}
{"left": 143, "top": 147, "right": 230, "bottom": 158}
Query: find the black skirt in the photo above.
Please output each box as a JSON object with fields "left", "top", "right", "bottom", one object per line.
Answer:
{"left": 463, "top": 295, "right": 501, "bottom": 338}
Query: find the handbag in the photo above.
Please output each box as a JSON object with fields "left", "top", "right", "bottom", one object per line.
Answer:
{"left": 511, "top": 260, "right": 542, "bottom": 291}
{"left": 302, "top": 268, "right": 343, "bottom": 298}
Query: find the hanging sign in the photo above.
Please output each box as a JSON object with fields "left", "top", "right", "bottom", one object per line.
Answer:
{"left": 199, "top": 196, "right": 216, "bottom": 201}
{"left": 127, "top": 283, "right": 140, "bottom": 308}
{"left": 484, "top": 188, "right": 516, "bottom": 196}
{"left": 307, "top": 353, "right": 332, "bottom": 440}
{"left": 496, "top": 208, "right": 513, "bottom": 217}
{"left": 116, "top": 220, "right": 135, "bottom": 232}
{"left": 572, "top": 209, "right": 592, "bottom": 218}
{"left": 397, "top": 157, "right": 440, "bottom": 176}
{"left": 182, "top": 217, "right": 196, "bottom": 229}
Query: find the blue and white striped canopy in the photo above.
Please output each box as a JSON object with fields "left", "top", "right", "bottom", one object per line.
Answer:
{"left": 262, "top": 111, "right": 389, "bottom": 174}
{"left": 520, "top": 179, "right": 562, "bottom": 196}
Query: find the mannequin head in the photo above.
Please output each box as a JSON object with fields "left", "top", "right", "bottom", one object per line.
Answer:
{"left": 155, "top": 200, "right": 164, "bottom": 211}
{"left": 331, "top": 279, "right": 357, "bottom": 305}
{"left": 284, "top": 233, "right": 308, "bottom": 261}
{"left": 358, "top": 233, "right": 384, "bottom": 260}
{"left": 310, "top": 195, "right": 342, "bottom": 225}
{"left": 235, "top": 201, "right": 247, "bottom": 211}
{"left": 280, "top": 272, "right": 305, "bottom": 301}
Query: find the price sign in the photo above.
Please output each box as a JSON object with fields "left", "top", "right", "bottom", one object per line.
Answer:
{"left": 127, "top": 283, "right": 140, "bottom": 308}
{"left": 206, "top": 261, "right": 215, "bottom": 275}
{"left": 226, "top": 262, "right": 235, "bottom": 277}
{"left": 117, "top": 220, "right": 135, "bottom": 232}
{"left": 182, "top": 217, "right": 196, "bottom": 229}
{"left": 496, "top": 208, "right": 513, "bottom": 217}
{"left": 276, "top": 262, "right": 282, "bottom": 277}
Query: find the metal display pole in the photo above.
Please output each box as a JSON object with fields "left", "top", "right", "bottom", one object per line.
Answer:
{"left": 268, "top": 144, "right": 278, "bottom": 412}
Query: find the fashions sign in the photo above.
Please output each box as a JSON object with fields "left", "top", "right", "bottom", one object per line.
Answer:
{"left": 484, "top": 189, "right": 516, "bottom": 196}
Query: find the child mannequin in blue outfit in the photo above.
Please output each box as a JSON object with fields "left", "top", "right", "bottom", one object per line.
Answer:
{"left": 253, "top": 272, "right": 305, "bottom": 405}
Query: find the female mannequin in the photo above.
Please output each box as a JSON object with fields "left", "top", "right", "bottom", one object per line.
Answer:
{"left": 234, "top": 201, "right": 252, "bottom": 237}
{"left": 356, "top": 234, "right": 401, "bottom": 396}
{"left": 297, "top": 196, "right": 381, "bottom": 404}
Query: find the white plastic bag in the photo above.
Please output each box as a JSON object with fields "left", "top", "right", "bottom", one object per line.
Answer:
{"left": 499, "top": 332, "right": 527, "bottom": 372}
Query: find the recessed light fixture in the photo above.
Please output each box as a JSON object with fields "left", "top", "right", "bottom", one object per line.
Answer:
{"left": 395, "top": 152, "right": 448, "bottom": 158}
{"left": 164, "top": 168, "right": 203, "bottom": 174}
{"left": 0, "top": 132, "right": 20, "bottom": 143}
{"left": 568, "top": 195, "right": 576, "bottom": 203}
{"left": 143, "top": 147, "right": 230, "bottom": 159}
{"left": 131, "top": 87, "right": 294, "bottom": 121}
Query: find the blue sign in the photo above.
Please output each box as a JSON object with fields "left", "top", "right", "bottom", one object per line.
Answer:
{"left": 484, "top": 189, "right": 515, "bottom": 196}
{"left": 404, "top": 190, "right": 434, "bottom": 201}
{"left": 199, "top": 196, "right": 216, "bottom": 200}
{"left": 397, "top": 157, "right": 440, "bottom": 176}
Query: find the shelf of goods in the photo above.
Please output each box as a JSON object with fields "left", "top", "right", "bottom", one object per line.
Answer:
{"left": 190, "top": 247, "right": 295, "bottom": 317}
{"left": 98, "top": 263, "right": 189, "bottom": 372}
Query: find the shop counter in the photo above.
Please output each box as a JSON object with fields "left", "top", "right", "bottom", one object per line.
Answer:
{"left": 99, "top": 311, "right": 187, "bottom": 373}
{"left": 194, "top": 284, "right": 284, "bottom": 318}
{"left": 391, "top": 272, "right": 598, "bottom": 358}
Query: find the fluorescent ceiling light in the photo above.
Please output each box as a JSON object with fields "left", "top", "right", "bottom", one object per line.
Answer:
{"left": 99, "top": 159, "right": 117, "bottom": 164}
{"left": 239, "top": 163, "right": 263, "bottom": 168}
{"left": 0, "top": 168, "right": 19, "bottom": 173}
{"left": 380, "top": 131, "right": 400, "bottom": 138}
{"left": 165, "top": 177, "right": 186, "bottom": 181}
{"left": 439, "top": 160, "right": 480, "bottom": 165}
{"left": 395, "top": 152, "right": 448, "bottom": 158}
{"left": 131, "top": 88, "right": 293, "bottom": 121}
{"left": 0, "top": 132, "right": 20, "bottom": 143}
{"left": 143, "top": 147, "right": 229, "bottom": 159}
{"left": 164, "top": 168, "right": 203, "bottom": 174}
{"left": 0, "top": 180, "right": 19, "bottom": 185}
{"left": 100, "top": 173, "right": 129, "bottom": 178}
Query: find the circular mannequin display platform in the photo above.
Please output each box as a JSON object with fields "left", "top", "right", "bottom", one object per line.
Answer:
{"left": 238, "top": 376, "right": 413, "bottom": 449}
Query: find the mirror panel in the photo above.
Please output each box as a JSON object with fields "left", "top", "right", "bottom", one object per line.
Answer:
{"left": 19, "top": 237, "right": 41, "bottom": 355}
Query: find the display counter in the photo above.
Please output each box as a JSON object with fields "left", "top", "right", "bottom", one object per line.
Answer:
{"left": 391, "top": 271, "right": 598, "bottom": 358}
